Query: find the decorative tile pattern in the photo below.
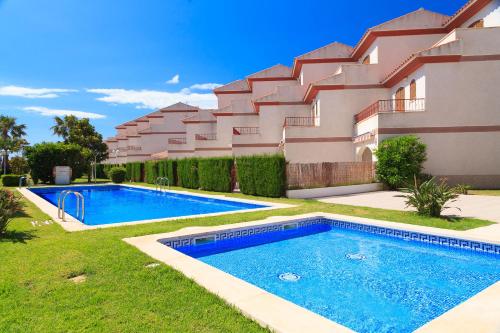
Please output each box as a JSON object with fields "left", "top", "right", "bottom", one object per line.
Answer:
{"left": 160, "top": 216, "right": 500, "bottom": 256}
{"left": 328, "top": 219, "right": 500, "bottom": 255}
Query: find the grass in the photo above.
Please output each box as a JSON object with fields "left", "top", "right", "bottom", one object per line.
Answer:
{"left": 469, "top": 189, "right": 500, "bottom": 196}
{"left": 0, "top": 182, "right": 494, "bottom": 332}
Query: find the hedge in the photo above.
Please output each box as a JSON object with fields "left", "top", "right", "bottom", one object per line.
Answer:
{"left": 109, "top": 167, "right": 127, "bottom": 183}
{"left": 236, "top": 154, "right": 286, "bottom": 197}
{"left": 198, "top": 157, "right": 234, "bottom": 192}
{"left": 157, "top": 159, "right": 177, "bottom": 186}
{"left": 144, "top": 161, "right": 159, "bottom": 184}
{"left": 125, "top": 162, "right": 144, "bottom": 182}
{"left": 177, "top": 158, "right": 199, "bottom": 189}
{"left": 1, "top": 175, "right": 22, "bottom": 187}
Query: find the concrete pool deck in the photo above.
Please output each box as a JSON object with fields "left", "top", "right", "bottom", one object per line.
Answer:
{"left": 17, "top": 184, "right": 293, "bottom": 232}
{"left": 318, "top": 191, "right": 500, "bottom": 240}
{"left": 124, "top": 212, "right": 500, "bottom": 333}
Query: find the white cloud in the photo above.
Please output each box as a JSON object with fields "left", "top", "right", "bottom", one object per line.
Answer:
{"left": 23, "top": 106, "right": 106, "bottom": 119}
{"left": 86, "top": 88, "right": 218, "bottom": 109}
{"left": 0, "top": 85, "right": 77, "bottom": 98}
{"left": 189, "top": 83, "right": 222, "bottom": 90}
{"left": 166, "top": 74, "right": 180, "bottom": 84}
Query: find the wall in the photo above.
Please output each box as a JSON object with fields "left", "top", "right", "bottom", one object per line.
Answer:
{"left": 462, "top": 0, "right": 500, "bottom": 27}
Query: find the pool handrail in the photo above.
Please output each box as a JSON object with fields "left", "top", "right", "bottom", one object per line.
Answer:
{"left": 155, "top": 177, "right": 170, "bottom": 192}
{"left": 58, "top": 190, "right": 85, "bottom": 223}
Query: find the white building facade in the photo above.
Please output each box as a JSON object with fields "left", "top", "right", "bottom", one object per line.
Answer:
{"left": 105, "top": 0, "right": 500, "bottom": 188}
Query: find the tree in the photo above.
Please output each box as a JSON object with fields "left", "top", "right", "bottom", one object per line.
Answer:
{"left": 52, "top": 116, "right": 108, "bottom": 181}
{"left": 25, "top": 142, "right": 87, "bottom": 184}
{"left": 0, "top": 116, "right": 28, "bottom": 173}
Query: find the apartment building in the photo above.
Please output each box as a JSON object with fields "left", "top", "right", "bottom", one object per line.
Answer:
{"left": 105, "top": 0, "right": 500, "bottom": 187}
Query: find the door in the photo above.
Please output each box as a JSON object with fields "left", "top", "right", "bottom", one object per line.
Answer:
{"left": 395, "top": 87, "right": 405, "bottom": 112}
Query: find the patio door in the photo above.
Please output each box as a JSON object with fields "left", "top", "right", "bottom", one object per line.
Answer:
{"left": 395, "top": 87, "right": 405, "bottom": 112}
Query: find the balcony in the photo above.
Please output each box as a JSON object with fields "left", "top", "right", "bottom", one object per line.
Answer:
{"left": 233, "top": 127, "right": 260, "bottom": 135}
{"left": 127, "top": 145, "right": 142, "bottom": 151}
{"left": 355, "top": 98, "right": 425, "bottom": 123}
{"left": 284, "top": 117, "right": 318, "bottom": 127}
{"left": 195, "top": 133, "right": 217, "bottom": 141}
{"left": 168, "top": 137, "right": 187, "bottom": 144}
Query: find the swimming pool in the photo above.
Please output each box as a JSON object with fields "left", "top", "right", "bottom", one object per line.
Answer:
{"left": 29, "top": 185, "right": 269, "bottom": 226}
{"left": 172, "top": 217, "right": 500, "bottom": 333}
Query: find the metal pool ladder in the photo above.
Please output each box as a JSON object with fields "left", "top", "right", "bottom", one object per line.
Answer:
{"left": 57, "top": 190, "right": 85, "bottom": 223}
{"left": 155, "top": 177, "right": 170, "bottom": 192}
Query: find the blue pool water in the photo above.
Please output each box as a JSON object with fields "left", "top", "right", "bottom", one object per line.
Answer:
{"left": 30, "top": 185, "right": 268, "bottom": 225}
{"left": 176, "top": 221, "right": 500, "bottom": 333}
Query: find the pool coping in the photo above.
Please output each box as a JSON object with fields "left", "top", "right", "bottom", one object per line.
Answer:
{"left": 17, "top": 183, "right": 293, "bottom": 232}
{"left": 123, "top": 212, "right": 500, "bottom": 333}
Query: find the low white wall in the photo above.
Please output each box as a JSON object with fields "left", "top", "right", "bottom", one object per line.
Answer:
{"left": 287, "top": 183, "right": 383, "bottom": 199}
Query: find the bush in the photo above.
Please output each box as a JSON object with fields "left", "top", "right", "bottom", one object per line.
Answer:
{"left": 403, "top": 176, "right": 459, "bottom": 217}
{"left": 0, "top": 188, "right": 22, "bottom": 235}
{"left": 1, "top": 175, "right": 22, "bottom": 187}
{"left": 24, "top": 142, "right": 87, "bottom": 184}
{"left": 109, "top": 167, "right": 127, "bottom": 184}
{"left": 375, "top": 135, "right": 427, "bottom": 189}
{"left": 198, "top": 157, "right": 234, "bottom": 192}
{"left": 144, "top": 161, "right": 158, "bottom": 184}
{"left": 125, "top": 162, "right": 143, "bottom": 182}
{"left": 9, "top": 156, "right": 29, "bottom": 175}
{"left": 236, "top": 154, "right": 286, "bottom": 197}
{"left": 454, "top": 184, "right": 471, "bottom": 195}
{"left": 177, "top": 158, "right": 199, "bottom": 189}
{"left": 157, "top": 159, "right": 177, "bottom": 186}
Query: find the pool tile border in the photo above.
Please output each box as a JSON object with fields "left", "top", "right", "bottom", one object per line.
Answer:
{"left": 17, "top": 184, "right": 293, "bottom": 232}
{"left": 124, "top": 212, "right": 500, "bottom": 333}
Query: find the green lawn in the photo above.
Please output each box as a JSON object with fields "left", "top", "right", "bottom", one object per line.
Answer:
{"left": 469, "top": 189, "right": 500, "bottom": 196}
{"left": 0, "top": 183, "right": 494, "bottom": 332}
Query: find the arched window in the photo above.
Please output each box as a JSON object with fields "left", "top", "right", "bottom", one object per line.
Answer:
{"left": 468, "top": 19, "right": 484, "bottom": 28}
{"left": 410, "top": 79, "right": 417, "bottom": 100}
{"left": 362, "top": 55, "right": 370, "bottom": 64}
{"left": 395, "top": 87, "right": 405, "bottom": 112}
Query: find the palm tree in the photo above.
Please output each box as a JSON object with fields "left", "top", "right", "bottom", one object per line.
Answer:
{"left": 51, "top": 115, "right": 78, "bottom": 141}
{"left": 0, "top": 116, "right": 28, "bottom": 173}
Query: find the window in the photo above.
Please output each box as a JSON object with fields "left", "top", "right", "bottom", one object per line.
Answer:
{"left": 362, "top": 55, "right": 370, "bottom": 64}
{"left": 410, "top": 80, "right": 417, "bottom": 100}
{"left": 312, "top": 99, "right": 320, "bottom": 126}
{"left": 300, "top": 71, "right": 304, "bottom": 85}
{"left": 468, "top": 19, "right": 484, "bottom": 28}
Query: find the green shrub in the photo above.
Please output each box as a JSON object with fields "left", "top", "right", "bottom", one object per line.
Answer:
{"left": 198, "top": 157, "right": 234, "bottom": 192}
{"left": 454, "top": 184, "right": 471, "bottom": 195}
{"left": 236, "top": 154, "right": 286, "bottom": 197}
{"left": 177, "top": 158, "right": 199, "bottom": 189}
{"left": 9, "top": 156, "right": 29, "bottom": 175}
{"left": 0, "top": 188, "right": 22, "bottom": 235}
{"left": 125, "top": 162, "right": 143, "bottom": 182}
{"left": 157, "top": 159, "right": 177, "bottom": 186}
{"left": 24, "top": 142, "right": 87, "bottom": 184}
{"left": 1, "top": 175, "right": 22, "bottom": 187}
{"left": 375, "top": 135, "right": 427, "bottom": 189}
{"left": 403, "top": 176, "right": 459, "bottom": 217}
{"left": 144, "top": 161, "right": 158, "bottom": 184}
{"left": 109, "top": 167, "right": 127, "bottom": 184}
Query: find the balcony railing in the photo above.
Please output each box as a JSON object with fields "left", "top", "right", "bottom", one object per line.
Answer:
{"left": 195, "top": 133, "right": 217, "bottom": 141}
{"left": 168, "top": 137, "right": 187, "bottom": 144}
{"left": 355, "top": 98, "right": 425, "bottom": 123}
{"left": 233, "top": 127, "right": 260, "bottom": 135}
{"left": 284, "top": 117, "right": 317, "bottom": 127}
{"left": 127, "top": 145, "right": 142, "bottom": 151}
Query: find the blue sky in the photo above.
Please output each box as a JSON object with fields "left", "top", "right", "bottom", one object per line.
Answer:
{"left": 0, "top": 0, "right": 464, "bottom": 144}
